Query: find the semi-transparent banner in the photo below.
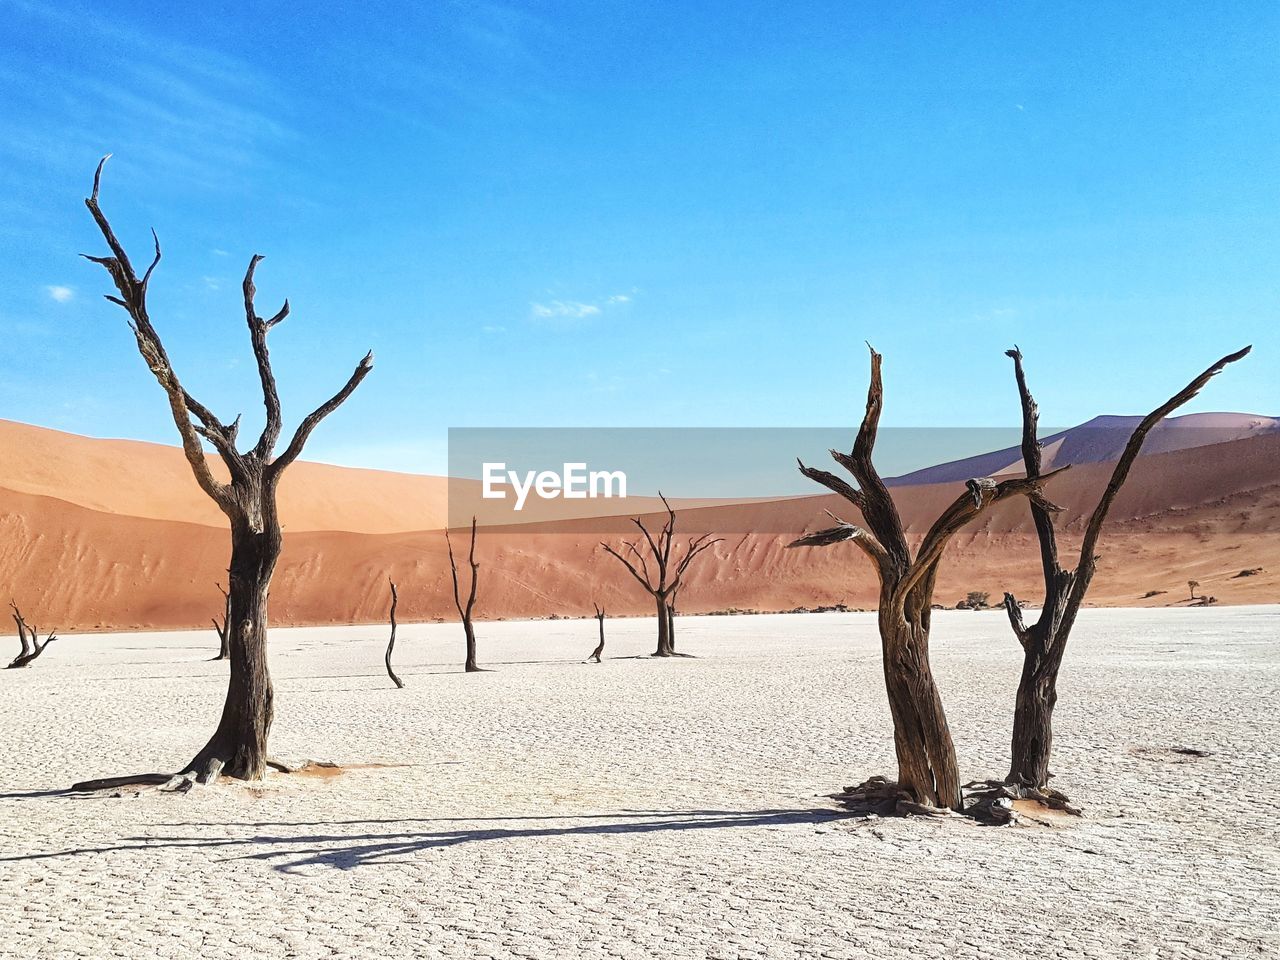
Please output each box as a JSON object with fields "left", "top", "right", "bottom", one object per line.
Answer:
{"left": 445, "top": 425, "right": 1269, "bottom": 533}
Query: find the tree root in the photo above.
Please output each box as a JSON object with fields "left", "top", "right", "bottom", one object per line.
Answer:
{"left": 835, "top": 775, "right": 1082, "bottom": 825}
{"left": 962, "top": 779, "right": 1082, "bottom": 825}
{"left": 72, "top": 755, "right": 239, "bottom": 794}
{"left": 836, "top": 776, "right": 954, "bottom": 818}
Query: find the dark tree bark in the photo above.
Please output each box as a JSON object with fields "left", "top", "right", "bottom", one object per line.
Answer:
{"left": 666, "top": 592, "right": 678, "bottom": 652}
{"left": 789, "top": 346, "right": 1068, "bottom": 812}
{"left": 7, "top": 603, "right": 56, "bottom": 669}
{"left": 1001, "top": 344, "right": 1249, "bottom": 791}
{"left": 210, "top": 582, "right": 231, "bottom": 661}
{"left": 446, "top": 517, "right": 482, "bottom": 672}
{"left": 588, "top": 603, "right": 606, "bottom": 662}
{"left": 72, "top": 157, "right": 373, "bottom": 790}
{"left": 600, "top": 496, "right": 721, "bottom": 657}
{"left": 385, "top": 579, "right": 404, "bottom": 689}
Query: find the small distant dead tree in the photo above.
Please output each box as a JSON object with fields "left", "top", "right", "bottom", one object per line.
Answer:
{"left": 999, "top": 345, "right": 1248, "bottom": 794}
{"left": 446, "top": 517, "right": 481, "bottom": 672}
{"left": 600, "top": 495, "right": 721, "bottom": 657}
{"left": 588, "top": 603, "right": 606, "bottom": 662}
{"left": 789, "top": 346, "right": 1067, "bottom": 812}
{"left": 385, "top": 579, "right": 404, "bottom": 689}
{"left": 210, "top": 583, "right": 230, "bottom": 661}
{"left": 73, "top": 157, "right": 373, "bottom": 791}
{"left": 1187, "top": 579, "right": 1200, "bottom": 602}
{"left": 8, "top": 602, "right": 56, "bottom": 669}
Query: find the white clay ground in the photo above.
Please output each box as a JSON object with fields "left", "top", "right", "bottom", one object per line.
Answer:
{"left": 1, "top": 607, "right": 1277, "bottom": 958}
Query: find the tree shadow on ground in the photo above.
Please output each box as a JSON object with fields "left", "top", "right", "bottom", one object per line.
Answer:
{"left": 0, "top": 807, "right": 849, "bottom": 873}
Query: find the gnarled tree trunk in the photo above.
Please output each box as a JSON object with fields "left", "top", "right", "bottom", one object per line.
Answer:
{"left": 8, "top": 603, "right": 56, "bottom": 669}
{"left": 790, "top": 346, "right": 1066, "bottom": 812}
{"left": 1001, "top": 344, "right": 1248, "bottom": 790}
{"left": 72, "top": 157, "right": 372, "bottom": 790}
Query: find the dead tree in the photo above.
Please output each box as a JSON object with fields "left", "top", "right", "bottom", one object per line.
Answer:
{"left": 446, "top": 517, "right": 482, "bottom": 672}
{"left": 8, "top": 602, "right": 56, "bottom": 669}
{"left": 1187, "top": 579, "right": 1200, "bottom": 602}
{"left": 210, "top": 582, "right": 231, "bottom": 661}
{"left": 666, "top": 591, "right": 679, "bottom": 651}
{"left": 600, "top": 495, "right": 721, "bottom": 657}
{"left": 385, "top": 579, "right": 404, "bottom": 689}
{"left": 1000, "top": 345, "right": 1249, "bottom": 792}
{"left": 789, "top": 346, "right": 1067, "bottom": 811}
{"left": 588, "top": 603, "right": 606, "bottom": 662}
{"left": 73, "top": 157, "right": 373, "bottom": 790}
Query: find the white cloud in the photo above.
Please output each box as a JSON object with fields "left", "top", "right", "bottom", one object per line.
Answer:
{"left": 44, "top": 285, "right": 74, "bottom": 303}
{"left": 482, "top": 324, "right": 506, "bottom": 334}
{"left": 531, "top": 300, "right": 601, "bottom": 320}
{"left": 202, "top": 276, "right": 220, "bottom": 291}
{"left": 529, "top": 291, "right": 635, "bottom": 325}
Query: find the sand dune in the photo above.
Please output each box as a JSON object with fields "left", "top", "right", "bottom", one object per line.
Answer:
{"left": 0, "top": 418, "right": 1275, "bottom": 632}
{"left": 0, "top": 418, "right": 450, "bottom": 534}
{"left": 890, "top": 411, "right": 1279, "bottom": 486}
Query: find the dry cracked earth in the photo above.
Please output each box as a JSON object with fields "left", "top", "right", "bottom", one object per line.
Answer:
{"left": 1, "top": 607, "right": 1277, "bottom": 958}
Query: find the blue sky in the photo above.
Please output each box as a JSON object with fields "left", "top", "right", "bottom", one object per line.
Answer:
{"left": 1, "top": 0, "right": 1275, "bottom": 474}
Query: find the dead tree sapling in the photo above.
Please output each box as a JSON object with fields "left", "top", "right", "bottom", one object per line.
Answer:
{"left": 210, "top": 582, "right": 231, "bottom": 661}
{"left": 588, "top": 603, "right": 606, "bottom": 662}
{"left": 72, "top": 157, "right": 373, "bottom": 791}
{"left": 8, "top": 603, "right": 56, "bottom": 669}
{"left": 997, "top": 345, "right": 1249, "bottom": 794}
{"left": 788, "top": 346, "right": 1067, "bottom": 812}
{"left": 446, "top": 517, "right": 482, "bottom": 672}
{"left": 600, "top": 495, "right": 721, "bottom": 657}
{"left": 385, "top": 579, "right": 404, "bottom": 689}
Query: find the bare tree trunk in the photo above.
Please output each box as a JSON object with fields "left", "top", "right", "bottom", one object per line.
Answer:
{"left": 654, "top": 595, "right": 674, "bottom": 657}
{"left": 666, "top": 595, "right": 677, "bottom": 653}
{"left": 464, "top": 622, "right": 479, "bottom": 672}
{"left": 791, "top": 345, "right": 1067, "bottom": 812}
{"left": 184, "top": 516, "right": 280, "bottom": 780}
{"left": 385, "top": 579, "right": 403, "bottom": 689}
{"left": 211, "top": 582, "right": 231, "bottom": 661}
{"left": 1008, "top": 648, "right": 1056, "bottom": 789}
{"left": 71, "top": 157, "right": 372, "bottom": 791}
{"left": 448, "top": 518, "right": 483, "bottom": 673}
{"left": 880, "top": 607, "right": 961, "bottom": 808}
{"left": 7, "top": 602, "right": 56, "bottom": 669}
{"left": 588, "top": 604, "right": 605, "bottom": 662}
{"left": 1001, "top": 345, "right": 1248, "bottom": 791}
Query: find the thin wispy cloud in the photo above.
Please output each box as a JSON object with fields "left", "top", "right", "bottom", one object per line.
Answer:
{"left": 531, "top": 300, "right": 601, "bottom": 320}
{"left": 529, "top": 291, "right": 635, "bottom": 326}
{"left": 45, "top": 285, "right": 74, "bottom": 303}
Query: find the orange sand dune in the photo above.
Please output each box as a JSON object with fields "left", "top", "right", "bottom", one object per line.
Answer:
{"left": 0, "top": 419, "right": 755, "bottom": 532}
{"left": 0, "top": 419, "right": 449, "bottom": 534}
{"left": 0, "top": 420, "right": 1275, "bottom": 632}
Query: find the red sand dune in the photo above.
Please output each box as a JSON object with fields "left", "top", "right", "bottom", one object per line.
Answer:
{"left": 0, "top": 420, "right": 1276, "bottom": 632}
